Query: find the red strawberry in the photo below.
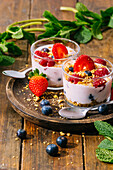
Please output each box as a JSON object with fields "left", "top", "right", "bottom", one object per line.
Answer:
{"left": 52, "top": 43, "right": 68, "bottom": 59}
{"left": 28, "top": 69, "right": 48, "bottom": 97}
{"left": 94, "top": 67, "right": 109, "bottom": 77}
{"left": 74, "top": 55, "right": 95, "bottom": 72}
{"left": 39, "top": 57, "right": 55, "bottom": 67}
{"left": 93, "top": 78, "right": 106, "bottom": 88}
{"left": 68, "top": 73, "right": 82, "bottom": 84}
{"left": 34, "top": 50, "right": 49, "bottom": 58}
{"left": 94, "top": 58, "right": 106, "bottom": 66}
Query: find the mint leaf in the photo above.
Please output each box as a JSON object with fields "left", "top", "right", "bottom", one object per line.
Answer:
{"left": 94, "top": 121, "right": 113, "bottom": 139}
{"left": 22, "top": 30, "right": 35, "bottom": 45}
{"left": 96, "top": 148, "right": 113, "bottom": 163}
{"left": 11, "top": 27, "right": 23, "bottom": 39}
{"left": 6, "top": 42, "right": 22, "bottom": 56}
{"left": 0, "top": 32, "right": 11, "bottom": 41}
{"left": 0, "top": 54, "right": 15, "bottom": 66}
{"left": 98, "top": 139, "right": 113, "bottom": 150}
{"left": 43, "top": 10, "right": 62, "bottom": 29}
{"left": 108, "top": 14, "right": 113, "bottom": 28}
{"left": 74, "top": 26, "right": 92, "bottom": 43}
{"left": 0, "top": 41, "right": 8, "bottom": 52}
{"left": 92, "top": 21, "right": 103, "bottom": 39}
{"left": 76, "top": 2, "right": 88, "bottom": 12}
{"left": 0, "top": 55, "right": 3, "bottom": 62}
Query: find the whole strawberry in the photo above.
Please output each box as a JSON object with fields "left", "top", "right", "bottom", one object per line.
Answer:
{"left": 28, "top": 69, "right": 48, "bottom": 97}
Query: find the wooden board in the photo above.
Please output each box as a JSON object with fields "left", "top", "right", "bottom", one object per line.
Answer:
{"left": 6, "top": 73, "right": 113, "bottom": 133}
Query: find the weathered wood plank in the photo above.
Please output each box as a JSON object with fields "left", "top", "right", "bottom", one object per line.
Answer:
{"left": 0, "top": 0, "right": 30, "bottom": 169}
{"left": 22, "top": 120, "right": 83, "bottom": 170}
{"left": 84, "top": 135, "right": 113, "bottom": 170}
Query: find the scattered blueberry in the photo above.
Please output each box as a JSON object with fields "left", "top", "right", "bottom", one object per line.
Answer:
{"left": 98, "top": 104, "right": 109, "bottom": 115}
{"left": 46, "top": 144, "right": 58, "bottom": 156}
{"left": 69, "top": 67, "right": 74, "bottom": 72}
{"left": 17, "top": 129, "right": 27, "bottom": 139}
{"left": 56, "top": 136, "right": 67, "bottom": 148}
{"left": 41, "top": 47, "right": 50, "bottom": 53}
{"left": 89, "top": 94, "right": 94, "bottom": 101}
{"left": 42, "top": 105, "right": 52, "bottom": 115}
{"left": 58, "top": 78, "right": 62, "bottom": 81}
{"left": 84, "top": 70, "right": 92, "bottom": 76}
{"left": 40, "top": 99, "right": 50, "bottom": 107}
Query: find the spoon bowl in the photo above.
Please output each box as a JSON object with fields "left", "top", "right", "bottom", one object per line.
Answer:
{"left": 2, "top": 67, "right": 32, "bottom": 78}
{"left": 59, "top": 100, "right": 113, "bottom": 119}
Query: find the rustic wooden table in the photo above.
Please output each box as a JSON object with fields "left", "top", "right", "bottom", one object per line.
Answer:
{"left": 1, "top": 0, "right": 113, "bottom": 170}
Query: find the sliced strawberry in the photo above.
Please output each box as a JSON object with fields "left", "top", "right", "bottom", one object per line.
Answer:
{"left": 68, "top": 73, "right": 82, "bottom": 84}
{"left": 34, "top": 50, "right": 49, "bottom": 58}
{"left": 52, "top": 43, "right": 68, "bottom": 59}
{"left": 94, "top": 67, "right": 109, "bottom": 77}
{"left": 74, "top": 55, "right": 95, "bottom": 72}
{"left": 94, "top": 58, "right": 106, "bottom": 66}
{"left": 93, "top": 78, "right": 106, "bottom": 88}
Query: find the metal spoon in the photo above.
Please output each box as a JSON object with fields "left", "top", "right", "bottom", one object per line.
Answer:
{"left": 59, "top": 100, "right": 113, "bottom": 119}
{"left": 2, "top": 67, "right": 32, "bottom": 78}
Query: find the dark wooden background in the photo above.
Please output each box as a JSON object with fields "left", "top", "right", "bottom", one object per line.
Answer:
{"left": 0, "top": 0, "right": 113, "bottom": 170}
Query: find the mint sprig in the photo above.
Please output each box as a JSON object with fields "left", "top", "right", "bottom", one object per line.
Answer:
{"left": 94, "top": 121, "right": 113, "bottom": 163}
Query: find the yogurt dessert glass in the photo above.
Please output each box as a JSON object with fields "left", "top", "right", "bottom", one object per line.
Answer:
{"left": 31, "top": 37, "right": 80, "bottom": 90}
{"left": 62, "top": 55, "right": 113, "bottom": 107}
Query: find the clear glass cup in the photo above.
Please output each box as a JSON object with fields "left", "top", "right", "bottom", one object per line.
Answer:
{"left": 62, "top": 56, "right": 113, "bottom": 107}
{"left": 31, "top": 37, "right": 80, "bottom": 90}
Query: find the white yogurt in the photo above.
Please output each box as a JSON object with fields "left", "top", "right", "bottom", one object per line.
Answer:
{"left": 31, "top": 44, "right": 76, "bottom": 87}
{"left": 63, "top": 77, "right": 112, "bottom": 105}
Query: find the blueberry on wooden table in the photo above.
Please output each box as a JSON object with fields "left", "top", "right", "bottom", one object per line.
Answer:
{"left": 46, "top": 144, "right": 58, "bottom": 156}
{"left": 17, "top": 129, "right": 27, "bottom": 139}
{"left": 41, "top": 105, "right": 52, "bottom": 115}
{"left": 98, "top": 104, "right": 109, "bottom": 115}
{"left": 40, "top": 99, "right": 50, "bottom": 107}
{"left": 56, "top": 136, "right": 67, "bottom": 147}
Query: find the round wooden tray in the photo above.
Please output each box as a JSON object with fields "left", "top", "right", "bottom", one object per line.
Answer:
{"left": 6, "top": 75, "right": 113, "bottom": 133}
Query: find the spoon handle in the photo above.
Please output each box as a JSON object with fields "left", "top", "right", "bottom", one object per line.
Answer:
{"left": 22, "top": 67, "right": 32, "bottom": 74}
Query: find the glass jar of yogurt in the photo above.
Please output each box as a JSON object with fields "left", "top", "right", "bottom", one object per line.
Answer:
{"left": 31, "top": 37, "right": 80, "bottom": 90}
{"left": 62, "top": 55, "right": 113, "bottom": 107}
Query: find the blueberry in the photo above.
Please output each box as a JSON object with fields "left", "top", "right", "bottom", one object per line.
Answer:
{"left": 69, "top": 67, "right": 74, "bottom": 72}
{"left": 89, "top": 94, "right": 94, "bottom": 101}
{"left": 46, "top": 144, "right": 58, "bottom": 156}
{"left": 41, "top": 48, "right": 50, "bottom": 53}
{"left": 56, "top": 136, "right": 67, "bottom": 148}
{"left": 42, "top": 106, "right": 52, "bottom": 115}
{"left": 84, "top": 71, "right": 92, "bottom": 76}
{"left": 98, "top": 104, "right": 109, "bottom": 115}
{"left": 40, "top": 99, "right": 50, "bottom": 107}
{"left": 58, "top": 78, "right": 62, "bottom": 81}
{"left": 17, "top": 129, "right": 27, "bottom": 139}
{"left": 51, "top": 56, "right": 54, "bottom": 59}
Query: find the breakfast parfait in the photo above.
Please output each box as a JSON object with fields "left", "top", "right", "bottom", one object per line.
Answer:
{"left": 31, "top": 38, "right": 80, "bottom": 89}
{"left": 62, "top": 55, "right": 113, "bottom": 107}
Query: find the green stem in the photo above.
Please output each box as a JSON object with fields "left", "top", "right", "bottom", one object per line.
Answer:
{"left": 60, "top": 6, "right": 78, "bottom": 13}
{"left": 24, "top": 28, "right": 46, "bottom": 32}
{"left": 20, "top": 22, "right": 42, "bottom": 28}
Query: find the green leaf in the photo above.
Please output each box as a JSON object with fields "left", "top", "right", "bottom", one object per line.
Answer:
{"left": 92, "top": 21, "right": 103, "bottom": 39}
{"left": 94, "top": 121, "right": 113, "bottom": 139}
{"left": 0, "top": 55, "right": 3, "bottom": 63}
{"left": 22, "top": 30, "right": 35, "bottom": 45}
{"left": 96, "top": 148, "right": 113, "bottom": 163}
{"left": 108, "top": 14, "right": 113, "bottom": 28}
{"left": 76, "top": 2, "right": 88, "bottom": 12}
{"left": 11, "top": 27, "right": 23, "bottom": 39}
{"left": 43, "top": 11, "right": 62, "bottom": 29}
{"left": 0, "top": 32, "right": 11, "bottom": 41}
{"left": 75, "top": 12, "right": 94, "bottom": 25}
{"left": 74, "top": 26, "right": 92, "bottom": 43}
{"left": 98, "top": 139, "right": 113, "bottom": 150}
{"left": 0, "top": 41, "right": 8, "bottom": 52}
{"left": 5, "top": 42, "right": 22, "bottom": 56}
{"left": 0, "top": 54, "right": 15, "bottom": 66}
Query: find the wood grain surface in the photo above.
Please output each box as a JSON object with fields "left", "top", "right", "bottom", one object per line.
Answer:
{"left": 0, "top": 0, "right": 113, "bottom": 170}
